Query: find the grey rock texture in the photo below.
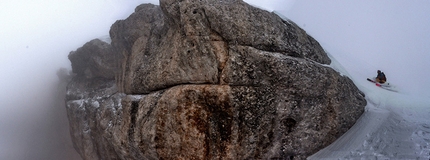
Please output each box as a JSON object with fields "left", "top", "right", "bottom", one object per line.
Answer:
{"left": 65, "top": 1, "right": 366, "bottom": 160}
{"left": 68, "top": 39, "right": 118, "bottom": 79}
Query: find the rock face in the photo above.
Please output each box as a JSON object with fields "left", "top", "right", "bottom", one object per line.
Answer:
{"left": 68, "top": 39, "right": 118, "bottom": 79}
{"left": 65, "top": 1, "right": 366, "bottom": 160}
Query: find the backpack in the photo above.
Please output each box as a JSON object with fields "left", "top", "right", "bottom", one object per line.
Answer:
{"left": 380, "top": 72, "right": 386, "bottom": 81}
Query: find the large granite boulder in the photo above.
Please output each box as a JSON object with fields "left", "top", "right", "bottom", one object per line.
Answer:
{"left": 65, "top": 1, "right": 366, "bottom": 159}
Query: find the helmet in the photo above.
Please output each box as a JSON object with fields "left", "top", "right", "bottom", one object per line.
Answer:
{"left": 377, "top": 70, "right": 381, "bottom": 73}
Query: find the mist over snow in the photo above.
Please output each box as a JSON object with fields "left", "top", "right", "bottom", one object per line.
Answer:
{"left": 0, "top": 0, "right": 429, "bottom": 159}
{"left": 279, "top": 0, "right": 430, "bottom": 98}
{"left": 277, "top": 0, "right": 430, "bottom": 158}
{"left": 0, "top": 0, "right": 158, "bottom": 159}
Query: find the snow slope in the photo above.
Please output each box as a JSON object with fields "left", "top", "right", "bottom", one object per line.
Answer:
{"left": 308, "top": 45, "right": 430, "bottom": 159}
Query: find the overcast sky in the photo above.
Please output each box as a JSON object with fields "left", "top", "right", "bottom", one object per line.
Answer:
{"left": 0, "top": 0, "right": 429, "bottom": 159}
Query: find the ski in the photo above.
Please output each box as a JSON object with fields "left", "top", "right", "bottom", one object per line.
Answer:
{"left": 367, "top": 78, "right": 397, "bottom": 92}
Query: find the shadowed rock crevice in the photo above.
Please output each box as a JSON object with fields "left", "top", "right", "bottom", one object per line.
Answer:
{"left": 128, "top": 101, "right": 139, "bottom": 143}
{"left": 65, "top": 1, "right": 366, "bottom": 159}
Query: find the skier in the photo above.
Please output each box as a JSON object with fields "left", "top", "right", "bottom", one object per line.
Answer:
{"left": 376, "top": 70, "right": 386, "bottom": 84}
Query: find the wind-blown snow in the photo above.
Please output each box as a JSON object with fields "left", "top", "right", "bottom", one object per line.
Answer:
{"left": 308, "top": 47, "right": 430, "bottom": 159}
{"left": 273, "top": 1, "right": 430, "bottom": 158}
{"left": 274, "top": 9, "right": 430, "bottom": 157}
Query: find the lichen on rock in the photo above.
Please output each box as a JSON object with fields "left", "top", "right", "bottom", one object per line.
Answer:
{"left": 65, "top": 1, "right": 366, "bottom": 159}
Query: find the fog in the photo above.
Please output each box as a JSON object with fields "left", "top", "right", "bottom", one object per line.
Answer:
{"left": 278, "top": 0, "right": 430, "bottom": 98}
{"left": 246, "top": 0, "right": 430, "bottom": 97}
{"left": 0, "top": 0, "right": 429, "bottom": 159}
{"left": 0, "top": 0, "right": 157, "bottom": 159}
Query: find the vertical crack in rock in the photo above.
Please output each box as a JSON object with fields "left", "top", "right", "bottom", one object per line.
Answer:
{"left": 128, "top": 101, "right": 139, "bottom": 143}
{"left": 209, "top": 31, "right": 229, "bottom": 84}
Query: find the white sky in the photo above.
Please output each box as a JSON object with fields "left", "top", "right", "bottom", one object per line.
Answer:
{"left": 0, "top": 0, "right": 429, "bottom": 158}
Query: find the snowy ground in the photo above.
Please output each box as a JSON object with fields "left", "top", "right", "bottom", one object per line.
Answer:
{"left": 309, "top": 47, "right": 430, "bottom": 159}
